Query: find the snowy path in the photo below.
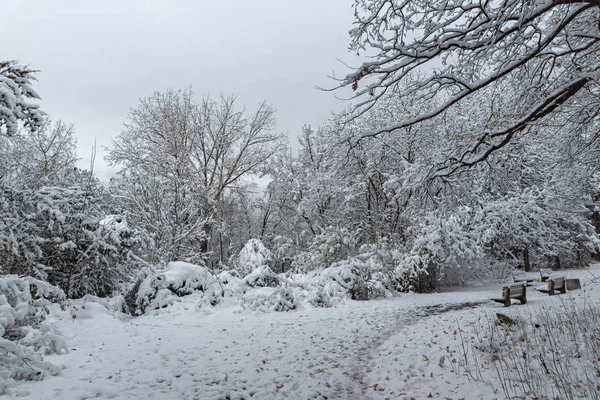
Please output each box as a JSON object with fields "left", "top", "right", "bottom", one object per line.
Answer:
{"left": 14, "top": 277, "right": 596, "bottom": 400}
{"left": 9, "top": 288, "right": 498, "bottom": 400}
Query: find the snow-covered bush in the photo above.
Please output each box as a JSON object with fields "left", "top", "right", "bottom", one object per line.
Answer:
{"left": 129, "top": 253, "right": 397, "bottom": 315}
{"left": 243, "top": 265, "right": 280, "bottom": 288}
{"left": 243, "top": 287, "right": 298, "bottom": 312}
{"left": 270, "top": 235, "right": 296, "bottom": 273}
{"left": 196, "top": 284, "right": 225, "bottom": 309}
{"left": 318, "top": 257, "right": 387, "bottom": 301}
{"left": 394, "top": 209, "right": 483, "bottom": 292}
{"left": 135, "top": 261, "right": 217, "bottom": 314}
{"left": 0, "top": 185, "right": 145, "bottom": 298}
{"left": 292, "top": 227, "right": 358, "bottom": 272}
{"left": 0, "top": 275, "right": 67, "bottom": 394}
{"left": 236, "top": 239, "right": 273, "bottom": 277}
{"left": 306, "top": 289, "right": 332, "bottom": 308}
{"left": 70, "top": 294, "right": 130, "bottom": 317}
{"left": 218, "top": 270, "right": 244, "bottom": 287}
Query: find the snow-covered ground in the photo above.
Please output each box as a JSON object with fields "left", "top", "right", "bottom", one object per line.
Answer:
{"left": 7, "top": 266, "right": 600, "bottom": 400}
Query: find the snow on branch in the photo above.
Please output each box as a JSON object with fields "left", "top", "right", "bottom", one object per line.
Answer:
{"left": 329, "top": 0, "right": 599, "bottom": 171}
{"left": 0, "top": 61, "right": 44, "bottom": 136}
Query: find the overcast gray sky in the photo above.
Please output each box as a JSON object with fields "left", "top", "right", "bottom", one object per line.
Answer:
{"left": 1, "top": 0, "right": 358, "bottom": 180}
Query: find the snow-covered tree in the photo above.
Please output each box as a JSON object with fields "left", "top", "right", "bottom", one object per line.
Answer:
{"left": 0, "top": 61, "right": 44, "bottom": 136}
{"left": 0, "top": 125, "right": 143, "bottom": 297}
{"left": 0, "top": 182, "right": 142, "bottom": 298}
{"left": 263, "top": 73, "right": 600, "bottom": 289}
{"left": 107, "top": 88, "right": 284, "bottom": 265}
{"left": 331, "top": 0, "right": 600, "bottom": 176}
{"left": 0, "top": 119, "right": 78, "bottom": 190}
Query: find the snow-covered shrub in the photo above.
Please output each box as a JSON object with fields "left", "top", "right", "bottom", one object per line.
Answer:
{"left": 243, "top": 287, "right": 298, "bottom": 312}
{"left": 135, "top": 261, "right": 217, "bottom": 313}
{"left": 0, "top": 275, "right": 67, "bottom": 394}
{"left": 270, "top": 236, "right": 296, "bottom": 273}
{"left": 70, "top": 294, "right": 130, "bottom": 316}
{"left": 243, "top": 265, "right": 280, "bottom": 288}
{"left": 394, "top": 209, "right": 483, "bottom": 292}
{"left": 123, "top": 269, "right": 147, "bottom": 315}
{"left": 319, "top": 257, "right": 387, "bottom": 300}
{"left": 236, "top": 239, "right": 273, "bottom": 277}
{"left": 196, "top": 284, "right": 225, "bottom": 308}
{"left": 307, "top": 289, "right": 332, "bottom": 308}
{"left": 292, "top": 227, "right": 358, "bottom": 272}
{"left": 205, "top": 271, "right": 245, "bottom": 307}
{"left": 271, "top": 288, "right": 297, "bottom": 312}
{"left": 0, "top": 184, "right": 145, "bottom": 298}
{"left": 73, "top": 213, "right": 146, "bottom": 298}
{"left": 356, "top": 241, "right": 402, "bottom": 290}
{"left": 218, "top": 270, "right": 244, "bottom": 287}
{"left": 393, "top": 251, "right": 441, "bottom": 293}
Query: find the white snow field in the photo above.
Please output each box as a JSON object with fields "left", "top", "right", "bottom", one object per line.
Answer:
{"left": 7, "top": 266, "right": 600, "bottom": 400}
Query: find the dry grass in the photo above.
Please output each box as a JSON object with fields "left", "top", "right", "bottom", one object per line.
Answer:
{"left": 458, "top": 296, "right": 600, "bottom": 399}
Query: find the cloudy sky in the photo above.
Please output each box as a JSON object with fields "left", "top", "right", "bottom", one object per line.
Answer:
{"left": 2, "top": 1, "right": 359, "bottom": 180}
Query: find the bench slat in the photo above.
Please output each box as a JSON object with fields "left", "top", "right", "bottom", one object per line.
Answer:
{"left": 509, "top": 287, "right": 523, "bottom": 297}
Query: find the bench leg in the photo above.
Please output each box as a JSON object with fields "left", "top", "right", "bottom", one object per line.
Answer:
{"left": 504, "top": 288, "right": 511, "bottom": 307}
{"left": 520, "top": 292, "right": 527, "bottom": 305}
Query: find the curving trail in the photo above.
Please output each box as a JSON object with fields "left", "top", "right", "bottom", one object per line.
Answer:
{"left": 11, "top": 288, "right": 510, "bottom": 400}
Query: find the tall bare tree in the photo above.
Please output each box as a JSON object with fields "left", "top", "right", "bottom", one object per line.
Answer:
{"left": 1, "top": 119, "right": 78, "bottom": 189}
{"left": 107, "top": 88, "right": 284, "bottom": 263}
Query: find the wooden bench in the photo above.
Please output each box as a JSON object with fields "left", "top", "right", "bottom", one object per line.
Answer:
{"left": 566, "top": 278, "right": 581, "bottom": 291}
{"left": 512, "top": 272, "right": 536, "bottom": 286}
{"left": 492, "top": 284, "right": 527, "bottom": 307}
{"left": 537, "top": 277, "right": 567, "bottom": 296}
{"left": 539, "top": 268, "right": 552, "bottom": 282}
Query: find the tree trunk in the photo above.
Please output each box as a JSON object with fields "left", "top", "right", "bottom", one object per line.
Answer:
{"left": 200, "top": 219, "right": 212, "bottom": 255}
{"left": 523, "top": 247, "right": 530, "bottom": 272}
{"left": 219, "top": 232, "right": 224, "bottom": 263}
{"left": 592, "top": 193, "right": 600, "bottom": 260}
